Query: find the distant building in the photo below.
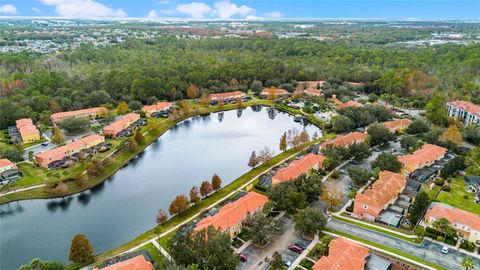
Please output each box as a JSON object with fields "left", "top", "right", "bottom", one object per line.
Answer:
{"left": 142, "top": 102, "right": 172, "bottom": 118}
{"left": 313, "top": 237, "right": 369, "bottom": 270}
{"left": 50, "top": 107, "right": 108, "bottom": 124}
{"left": 272, "top": 153, "right": 325, "bottom": 185}
{"left": 298, "top": 81, "right": 325, "bottom": 96}
{"left": 103, "top": 113, "right": 140, "bottom": 138}
{"left": 96, "top": 254, "right": 154, "bottom": 270}
{"left": 319, "top": 132, "right": 366, "bottom": 150}
{"left": 447, "top": 100, "right": 480, "bottom": 126}
{"left": 330, "top": 95, "right": 363, "bottom": 109}
{"left": 397, "top": 144, "right": 447, "bottom": 175}
{"left": 35, "top": 134, "right": 105, "bottom": 168}
{"left": 424, "top": 202, "right": 480, "bottom": 244}
{"left": 15, "top": 118, "right": 41, "bottom": 143}
{"left": 208, "top": 91, "right": 246, "bottom": 102}
{"left": 381, "top": 119, "right": 412, "bottom": 133}
{"left": 260, "top": 88, "right": 290, "bottom": 99}
{"left": 195, "top": 192, "right": 268, "bottom": 238}
{"left": 353, "top": 171, "right": 407, "bottom": 221}
{"left": 0, "top": 158, "right": 22, "bottom": 184}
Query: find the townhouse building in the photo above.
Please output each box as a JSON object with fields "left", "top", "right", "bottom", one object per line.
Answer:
{"left": 313, "top": 237, "right": 370, "bottom": 270}
{"left": 142, "top": 102, "right": 172, "bottom": 118}
{"left": 447, "top": 100, "right": 480, "bottom": 126}
{"left": 382, "top": 118, "right": 413, "bottom": 133}
{"left": 50, "top": 107, "right": 108, "bottom": 124}
{"left": 15, "top": 118, "right": 41, "bottom": 143}
{"left": 208, "top": 91, "right": 246, "bottom": 102}
{"left": 397, "top": 144, "right": 447, "bottom": 175}
{"left": 271, "top": 153, "right": 325, "bottom": 185}
{"left": 319, "top": 131, "right": 367, "bottom": 150}
{"left": 103, "top": 113, "right": 140, "bottom": 138}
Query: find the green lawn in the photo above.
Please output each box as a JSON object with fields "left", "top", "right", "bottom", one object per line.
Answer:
{"left": 435, "top": 177, "right": 480, "bottom": 215}
{"left": 142, "top": 242, "right": 164, "bottom": 266}
{"left": 324, "top": 229, "right": 448, "bottom": 270}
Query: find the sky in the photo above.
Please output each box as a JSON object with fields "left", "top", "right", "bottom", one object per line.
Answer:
{"left": 1, "top": 0, "right": 479, "bottom": 20}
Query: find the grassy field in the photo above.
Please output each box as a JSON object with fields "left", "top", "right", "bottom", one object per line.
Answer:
{"left": 142, "top": 242, "right": 164, "bottom": 266}
{"left": 435, "top": 176, "right": 480, "bottom": 215}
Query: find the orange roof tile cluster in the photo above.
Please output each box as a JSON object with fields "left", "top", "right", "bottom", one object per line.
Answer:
{"left": 397, "top": 144, "right": 447, "bottom": 170}
{"left": 97, "top": 255, "right": 154, "bottom": 270}
{"left": 16, "top": 118, "right": 40, "bottom": 137}
{"left": 448, "top": 100, "right": 480, "bottom": 118}
{"left": 103, "top": 113, "right": 140, "bottom": 133}
{"left": 355, "top": 171, "right": 407, "bottom": 210}
{"left": 208, "top": 91, "right": 245, "bottom": 100}
{"left": 0, "top": 158, "right": 15, "bottom": 169}
{"left": 426, "top": 202, "right": 480, "bottom": 231}
{"left": 36, "top": 134, "right": 104, "bottom": 160}
{"left": 272, "top": 153, "right": 325, "bottom": 184}
{"left": 330, "top": 95, "right": 363, "bottom": 108}
{"left": 303, "top": 88, "right": 323, "bottom": 96}
{"left": 195, "top": 192, "right": 268, "bottom": 232}
{"left": 50, "top": 107, "right": 107, "bottom": 123}
{"left": 313, "top": 237, "right": 369, "bottom": 270}
{"left": 320, "top": 132, "right": 366, "bottom": 149}
{"left": 142, "top": 102, "right": 172, "bottom": 113}
{"left": 261, "top": 88, "right": 290, "bottom": 96}
{"left": 383, "top": 118, "right": 412, "bottom": 130}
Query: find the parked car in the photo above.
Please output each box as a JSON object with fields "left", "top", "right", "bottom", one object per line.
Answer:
{"left": 239, "top": 254, "right": 247, "bottom": 262}
{"left": 41, "top": 142, "right": 49, "bottom": 146}
{"left": 294, "top": 241, "right": 308, "bottom": 250}
{"left": 289, "top": 245, "right": 303, "bottom": 253}
{"left": 282, "top": 257, "right": 292, "bottom": 267}
{"left": 441, "top": 246, "right": 449, "bottom": 254}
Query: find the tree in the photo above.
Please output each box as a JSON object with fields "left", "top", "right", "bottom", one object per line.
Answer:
{"left": 371, "top": 152, "right": 402, "bottom": 173}
{"left": 367, "top": 122, "right": 394, "bottom": 146}
{"left": 258, "top": 146, "right": 274, "bottom": 165}
{"left": 286, "top": 127, "right": 301, "bottom": 149}
{"left": 170, "top": 226, "right": 239, "bottom": 269}
{"left": 243, "top": 212, "right": 283, "bottom": 245}
{"left": 299, "top": 128, "right": 310, "bottom": 144}
{"left": 288, "top": 192, "right": 307, "bottom": 209}
{"left": 441, "top": 124, "right": 463, "bottom": 146}
{"left": 189, "top": 186, "right": 201, "bottom": 204}
{"left": 295, "top": 174, "right": 323, "bottom": 203}
{"left": 440, "top": 156, "right": 465, "bottom": 179}
{"left": 414, "top": 226, "right": 425, "bottom": 240}
{"left": 462, "top": 257, "right": 475, "bottom": 270}
{"left": 199, "top": 93, "right": 211, "bottom": 106}
{"left": 279, "top": 132, "right": 287, "bottom": 152}
{"left": 129, "top": 100, "right": 142, "bottom": 111}
{"left": 401, "top": 135, "right": 422, "bottom": 152}
{"left": 347, "top": 166, "right": 371, "bottom": 185}
{"left": 432, "top": 218, "right": 456, "bottom": 239}
{"left": 267, "top": 182, "right": 296, "bottom": 211}
{"left": 462, "top": 125, "right": 480, "bottom": 145}
{"left": 248, "top": 151, "right": 260, "bottom": 168}
{"left": 148, "top": 119, "right": 160, "bottom": 131}
{"left": 332, "top": 115, "right": 354, "bottom": 133}
{"left": 168, "top": 194, "right": 190, "bottom": 216}
{"left": 117, "top": 101, "right": 129, "bottom": 115}
{"left": 269, "top": 251, "right": 284, "bottom": 270}
{"left": 348, "top": 143, "right": 370, "bottom": 161}
{"left": 211, "top": 174, "right": 222, "bottom": 191}
{"left": 250, "top": 80, "right": 263, "bottom": 94}
{"left": 51, "top": 127, "right": 65, "bottom": 145}
{"left": 156, "top": 209, "right": 168, "bottom": 225}
{"left": 59, "top": 117, "right": 90, "bottom": 134}
{"left": 133, "top": 130, "right": 146, "bottom": 145}
{"left": 425, "top": 94, "right": 448, "bottom": 126}
{"left": 321, "top": 182, "right": 345, "bottom": 210}
{"left": 200, "top": 181, "right": 213, "bottom": 197}
{"left": 19, "top": 258, "right": 65, "bottom": 270}
{"left": 69, "top": 234, "right": 94, "bottom": 265}
{"left": 407, "top": 119, "right": 430, "bottom": 134}
{"left": 187, "top": 84, "right": 199, "bottom": 99}
{"left": 293, "top": 208, "right": 327, "bottom": 237}
{"left": 408, "top": 191, "right": 430, "bottom": 225}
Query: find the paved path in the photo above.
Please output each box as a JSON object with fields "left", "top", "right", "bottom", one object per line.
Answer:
{"left": 321, "top": 159, "right": 351, "bottom": 183}
{"left": 150, "top": 239, "right": 172, "bottom": 261}
{"left": 0, "top": 184, "right": 46, "bottom": 197}
{"left": 327, "top": 219, "right": 480, "bottom": 270}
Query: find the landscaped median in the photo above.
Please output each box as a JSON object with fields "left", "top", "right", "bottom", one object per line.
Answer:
{"left": 324, "top": 228, "right": 448, "bottom": 270}
{"left": 96, "top": 134, "right": 334, "bottom": 263}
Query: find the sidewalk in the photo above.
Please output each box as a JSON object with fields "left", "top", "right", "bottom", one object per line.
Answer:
{"left": 289, "top": 234, "right": 319, "bottom": 270}
{"left": 0, "top": 184, "right": 46, "bottom": 197}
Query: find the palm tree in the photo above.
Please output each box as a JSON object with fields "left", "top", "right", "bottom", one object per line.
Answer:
{"left": 461, "top": 257, "right": 475, "bottom": 270}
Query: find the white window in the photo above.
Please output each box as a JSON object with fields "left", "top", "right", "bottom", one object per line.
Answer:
{"left": 430, "top": 217, "right": 436, "bottom": 222}
{"left": 363, "top": 205, "right": 368, "bottom": 209}
{"left": 462, "top": 225, "right": 466, "bottom": 230}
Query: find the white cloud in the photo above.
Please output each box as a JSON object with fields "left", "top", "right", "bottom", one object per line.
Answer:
{"left": 40, "top": 0, "right": 126, "bottom": 18}
{"left": 158, "top": 0, "right": 171, "bottom": 5}
{"left": 0, "top": 4, "right": 17, "bottom": 14}
{"left": 32, "top": 7, "right": 42, "bottom": 14}
{"left": 176, "top": 2, "right": 211, "bottom": 19}
{"left": 212, "top": 1, "right": 254, "bottom": 19}
{"left": 147, "top": 9, "right": 157, "bottom": 18}
{"left": 265, "top": 11, "right": 282, "bottom": 18}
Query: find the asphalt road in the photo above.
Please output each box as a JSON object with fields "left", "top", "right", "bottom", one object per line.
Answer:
{"left": 327, "top": 219, "right": 480, "bottom": 270}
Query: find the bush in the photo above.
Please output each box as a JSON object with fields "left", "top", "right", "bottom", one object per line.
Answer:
{"left": 463, "top": 195, "right": 469, "bottom": 199}
{"left": 435, "top": 179, "right": 445, "bottom": 186}
{"left": 442, "top": 185, "right": 451, "bottom": 191}
{"left": 460, "top": 240, "right": 475, "bottom": 252}
{"left": 255, "top": 184, "right": 268, "bottom": 192}
{"left": 437, "top": 236, "right": 445, "bottom": 242}
{"left": 299, "top": 258, "right": 314, "bottom": 269}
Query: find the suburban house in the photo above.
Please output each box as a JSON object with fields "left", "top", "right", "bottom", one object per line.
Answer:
{"left": 298, "top": 81, "right": 325, "bottom": 96}
{"left": 447, "top": 100, "right": 480, "bottom": 126}
{"left": 103, "top": 113, "right": 141, "bottom": 138}
{"left": 397, "top": 144, "right": 447, "bottom": 175}
{"left": 271, "top": 153, "right": 325, "bottom": 185}
{"left": 194, "top": 192, "right": 269, "bottom": 238}
{"left": 96, "top": 254, "right": 154, "bottom": 270}
{"left": 330, "top": 95, "right": 363, "bottom": 109}
{"left": 50, "top": 107, "right": 108, "bottom": 124}
{"left": 0, "top": 158, "right": 22, "bottom": 184}
{"left": 382, "top": 118, "right": 413, "bottom": 133}
{"left": 142, "top": 102, "right": 173, "bottom": 118}
{"left": 313, "top": 237, "right": 369, "bottom": 270}
{"left": 319, "top": 131, "right": 367, "bottom": 149}
{"left": 353, "top": 171, "right": 407, "bottom": 221}
{"left": 15, "top": 118, "right": 41, "bottom": 143}
{"left": 208, "top": 91, "right": 246, "bottom": 102}
{"left": 35, "top": 134, "right": 105, "bottom": 168}
{"left": 260, "top": 88, "right": 290, "bottom": 99}
{"left": 424, "top": 202, "right": 480, "bottom": 244}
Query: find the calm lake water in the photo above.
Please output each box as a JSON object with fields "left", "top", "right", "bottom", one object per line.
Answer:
{"left": 0, "top": 107, "right": 320, "bottom": 270}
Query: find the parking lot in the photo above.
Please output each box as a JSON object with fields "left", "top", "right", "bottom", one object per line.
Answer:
{"left": 236, "top": 214, "right": 311, "bottom": 270}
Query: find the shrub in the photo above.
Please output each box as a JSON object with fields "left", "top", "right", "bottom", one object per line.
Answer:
{"left": 460, "top": 240, "right": 475, "bottom": 252}
{"left": 442, "top": 185, "right": 451, "bottom": 191}
{"left": 463, "top": 195, "right": 469, "bottom": 199}
{"left": 255, "top": 184, "right": 268, "bottom": 192}
{"left": 435, "top": 179, "right": 445, "bottom": 186}
{"left": 299, "top": 258, "right": 314, "bottom": 269}
{"left": 437, "top": 236, "right": 445, "bottom": 242}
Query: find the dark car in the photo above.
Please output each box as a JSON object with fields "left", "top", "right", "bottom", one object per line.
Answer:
{"left": 41, "top": 142, "right": 49, "bottom": 146}
{"left": 294, "top": 241, "right": 308, "bottom": 250}
{"left": 289, "top": 245, "right": 303, "bottom": 253}
{"left": 239, "top": 254, "right": 247, "bottom": 262}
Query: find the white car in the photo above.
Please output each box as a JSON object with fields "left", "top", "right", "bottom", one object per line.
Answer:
{"left": 441, "top": 246, "right": 449, "bottom": 254}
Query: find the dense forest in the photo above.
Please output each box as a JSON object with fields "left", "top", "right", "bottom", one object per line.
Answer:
{"left": 1, "top": 37, "right": 479, "bottom": 128}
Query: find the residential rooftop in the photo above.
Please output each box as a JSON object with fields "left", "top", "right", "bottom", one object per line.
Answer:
{"left": 272, "top": 153, "right": 325, "bottom": 184}
{"left": 447, "top": 100, "right": 480, "bottom": 118}
{"left": 397, "top": 144, "right": 447, "bottom": 172}
{"left": 313, "top": 237, "right": 369, "bottom": 270}
{"left": 320, "top": 131, "right": 366, "bottom": 149}
{"left": 425, "top": 202, "right": 480, "bottom": 231}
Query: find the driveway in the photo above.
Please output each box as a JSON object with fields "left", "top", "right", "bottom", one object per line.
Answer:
{"left": 327, "top": 219, "right": 480, "bottom": 269}
{"left": 237, "top": 214, "right": 310, "bottom": 270}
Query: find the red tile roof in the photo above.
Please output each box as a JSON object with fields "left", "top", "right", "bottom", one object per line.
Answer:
{"left": 208, "top": 91, "right": 245, "bottom": 100}
{"left": 448, "top": 100, "right": 480, "bottom": 118}
{"left": 142, "top": 102, "right": 172, "bottom": 113}
{"left": 103, "top": 113, "right": 140, "bottom": 135}
{"left": 397, "top": 144, "right": 447, "bottom": 171}
{"left": 195, "top": 192, "right": 268, "bottom": 232}
{"left": 35, "top": 134, "right": 104, "bottom": 160}
{"left": 272, "top": 153, "right": 325, "bottom": 184}
{"left": 261, "top": 88, "right": 290, "bottom": 96}
{"left": 16, "top": 118, "right": 40, "bottom": 137}
{"left": 425, "top": 203, "right": 480, "bottom": 231}
{"left": 313, "top": 237, "right": 369, "bottom": 270}
{"left": 0, "top": 158, "right": 14, "bottom": 168}
{"left": 97, "top": 255, "right": 154, "bottom": 270}
{"left": 320, "top": 132, "right": 366, "bottom": 149}
{"left": 50, "top": 107, "right": 107, "bottom": 123}
{"left": 340, "top": 100, "right": 363, "bottom": 108}
{"left": 383, "top": 118, "right": 412, "bottom": 131}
